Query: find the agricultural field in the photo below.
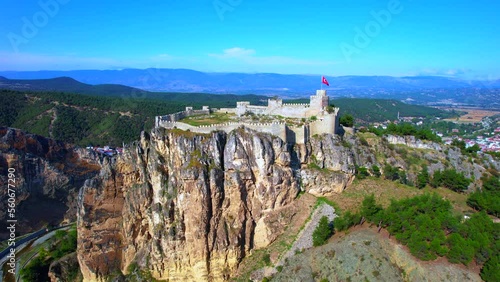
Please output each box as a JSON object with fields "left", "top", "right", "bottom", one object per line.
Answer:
{"left": 441, "top": 107, "right": 500, "bottom": 123}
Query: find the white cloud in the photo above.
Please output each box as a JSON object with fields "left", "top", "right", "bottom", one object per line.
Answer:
{"left": 155, "top": 54, "right": 173, "bottom": 59}
{"left": 209, "top": 47, "right": 337, "bottom": 67}
{"left": 209, "top": 47, "right": 256, "bottom": 58}
{"left": 415, "top": 68, "right": 470, "bottom": 78}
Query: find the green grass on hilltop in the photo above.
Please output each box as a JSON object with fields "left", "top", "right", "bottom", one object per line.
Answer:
{"left": 181, "top": 112, "right": 236, "bottom": 126}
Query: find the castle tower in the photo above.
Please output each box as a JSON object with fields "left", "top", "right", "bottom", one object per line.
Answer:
{"left": 310, "top": 89, "right": 329, "bottom": 111}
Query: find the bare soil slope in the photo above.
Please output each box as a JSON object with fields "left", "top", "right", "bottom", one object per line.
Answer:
{"left": 272, "top": 226, "right": 481, "bottom": 282}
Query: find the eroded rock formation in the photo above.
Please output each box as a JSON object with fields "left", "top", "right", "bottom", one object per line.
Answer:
{"left": 77, "top": 127, "right": 357, "bottom": 281}
{"left": 0, "top": 127, "right": 100, "bottom": 239}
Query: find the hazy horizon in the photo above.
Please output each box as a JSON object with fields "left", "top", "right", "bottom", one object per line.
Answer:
{"left": 1, "top": 0, "right": 499, "bottom": 80}
{"left": 1, "top": 67, "right": 500, "bottom": 82}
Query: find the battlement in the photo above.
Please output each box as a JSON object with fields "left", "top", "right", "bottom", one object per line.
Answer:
{"left": 157, "top": 119, "right": 289, "bottom": 142}
{"left": 282, "top": 103, "right": 310, "bottom": 107}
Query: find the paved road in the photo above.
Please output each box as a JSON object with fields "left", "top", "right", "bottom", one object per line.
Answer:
{"left": 0, "top": 229, "right": 46, "bottom": 263}
{"left": 0, "top": 225, "right": 73, "bottom": 282}
{"left": 0, "top": 224, "right": 72, "bottom": 264}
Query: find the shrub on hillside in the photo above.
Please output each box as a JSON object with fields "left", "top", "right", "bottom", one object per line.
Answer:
{"left": 371, "top": 165, "right": 381, "bottom": 178}
{"left": 417, "top": 165, "right": 430, "bottom": 189}
{"left": 339, "top": 114, "right": 354, "bottom": 127}
{"left": 313, "top": 216, "right": 334, "bottom": 246}
{"left": 333, "top": 211, "right": 361, "bottom": 232}
{"left": 356, "top": 166, "right": 370, "bottom": 179}
{"left": 361, "top": 194, "right": 383, "bottom": 222}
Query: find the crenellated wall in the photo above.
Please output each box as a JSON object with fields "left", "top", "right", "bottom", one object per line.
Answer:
{"left": 157, "top": 120, "right": 288, "bottom": 142}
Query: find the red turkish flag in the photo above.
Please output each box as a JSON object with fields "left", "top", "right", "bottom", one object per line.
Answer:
{"left": 322, "top": 76, "right": 329, "bottom": 86}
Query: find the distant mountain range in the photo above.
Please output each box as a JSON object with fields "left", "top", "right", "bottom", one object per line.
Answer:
{"left": 1, "top": 69, "right": 499, "bottom": 95}
{"left": 0, "top": 76, "right": 142, "bottom": 97}
{"left": 0, "top": 69, "right": 499, "bottom": 108}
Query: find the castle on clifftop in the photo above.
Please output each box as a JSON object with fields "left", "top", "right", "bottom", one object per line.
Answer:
{"left": 155, "top": 90, "right": 339, "bottom": 144}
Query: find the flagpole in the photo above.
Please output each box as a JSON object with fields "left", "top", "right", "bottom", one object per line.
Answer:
{"left": 320, "top": 76, "right": 323, "bottom": 90}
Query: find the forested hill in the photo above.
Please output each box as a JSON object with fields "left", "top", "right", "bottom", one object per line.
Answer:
{"left": 0, "top": 76, "right": 142, "bottom": 97}
{"left": 334, "top": 98, "right": 456, "bottom": 123}
{"left": 0, "top": 89, "right": 266, "bottom": 147}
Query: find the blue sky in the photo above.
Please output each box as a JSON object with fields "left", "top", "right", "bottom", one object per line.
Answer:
{"left": 1, "top": 0, "right": 499, "bottom": 79}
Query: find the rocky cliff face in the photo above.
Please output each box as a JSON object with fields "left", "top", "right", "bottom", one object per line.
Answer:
{"left": 0, "top": 127, "right": 100, "bottom": 239}
{"left": 76, "top": 128, "right": 356, "bottom": 281}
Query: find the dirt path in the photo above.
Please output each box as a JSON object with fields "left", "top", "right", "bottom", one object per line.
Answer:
{"left": 278, "top": 203, "right": 336, "bottom": 264}
{"left": 252, "top": 203, "right": 337, "bottom": 280}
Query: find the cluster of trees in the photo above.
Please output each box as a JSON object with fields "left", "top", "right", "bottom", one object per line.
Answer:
{"left": 356, "top": 163, "right": 472, "bottom": 194}
{"left": 21, "top": 228, "right": 78, "bottom": 281}
{"left": 431, "top": 121, "right": 482, "bottom": 138}
{"left": 467, "top": 175, "right": 500, "bottom": 217}
{"left": 339, "top": 114, "right": 354, "bottom": 127}
{"left": 414, "top": 166, "right": 471, "bottom": 192}
{"left": 333, "top": 194, "right": 499, "bottom": 281}
{"left": 355, "top": 164, "right": 409, "bottom": 185}
{"left": 368, "top": 123, "right": 441, "bottom": 142}
{"left": 451, "top": 139, "right": 481, "bottom": 155}
{"left": 430, "top": 169, "right": 471, "bottom": 192}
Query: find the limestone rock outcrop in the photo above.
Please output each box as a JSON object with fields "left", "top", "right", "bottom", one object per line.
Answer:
{"left": 77, "top": 127, "right": 322, "bottom": 281}
{"left": 386, "top": 134, "right": 442, "bottom": 150}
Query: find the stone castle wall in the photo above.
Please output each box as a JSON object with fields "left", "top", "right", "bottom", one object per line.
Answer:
{"left": 309, "top": 108, "right": 340, "bottom": 136}
{"left": 157, "top": 120, "right": 288, "bottom": 142}
{"left": 287, "top": 125, "right": 308, "bottom": 144}
{"left": 155, "top": 108, "right": 210, "bottom": 126}
{"left": 216, "top": 108, "right": 237, "bottom": 114}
